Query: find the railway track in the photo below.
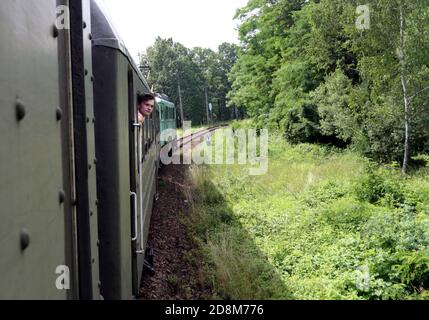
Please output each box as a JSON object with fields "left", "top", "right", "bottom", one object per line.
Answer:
{"left": 176, "top": 125, "right": 226, "bottom": 149}
{"left": 160, "top": 125, "right": 226, "bottom": 157}
{"left": 140, "top": 126, "right": 228, "bottom": 300}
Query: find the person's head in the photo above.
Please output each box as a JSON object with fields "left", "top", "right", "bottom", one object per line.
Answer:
{"left": 137, "top": 93, "right": 155, "bottom": 117}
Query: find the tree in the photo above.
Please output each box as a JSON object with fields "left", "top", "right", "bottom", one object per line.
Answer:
{"left": 144, "top": 38, "right": 237, "bottom": 125}
{"left": 230, "top": 0, "right": 429, "bottom": 170}
{"left": 346, "top": 0, "right": 429, "bottom": 173}
{"left": 143, "top": 38, "right": 204, "bottom": 125}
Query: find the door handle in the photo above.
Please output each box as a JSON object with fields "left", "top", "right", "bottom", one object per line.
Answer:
{"left": 131, "top": 192, "right": 138, "bottom": 242}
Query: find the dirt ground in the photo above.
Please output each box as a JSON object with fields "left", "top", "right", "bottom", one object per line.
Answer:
{"left": 139, "top": 163, "right": 212, "bottom": 300}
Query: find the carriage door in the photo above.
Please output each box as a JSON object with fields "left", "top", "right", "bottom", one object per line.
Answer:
{"left": 128, "top": 70, "right": 144, "bottom": 296}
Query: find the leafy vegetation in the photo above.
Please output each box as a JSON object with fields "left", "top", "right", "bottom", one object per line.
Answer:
{"left": 228, "top": 0, "right": 429, "bottom": 173}
{"left": 187, "top": 125, "right": 429, "bottom": 300}
{"left": 142, "top": 0, "right": 429, "bottom": 300}
{"left": 142, "top": 39, "right": 241, "bottom": 125}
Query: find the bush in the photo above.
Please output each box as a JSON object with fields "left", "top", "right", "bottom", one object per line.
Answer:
{"left": 187, "top": 130, "right": 429, "bottom": 300}
{"left": 372, "top": 250, "right": 429, "bottom": 296}
{"left": 284, "top": 103, "right": 322, "bottom": 144}
{"left": 392, "top": 250, "right": 429, "bottom": 292}
{"left": 354, "top": 164, "right": 405, "bottom": 206}
{"left": 320, "top": 197, "right": 373, "bottom": 230}
{"left": 304, "top": 180, "right": 348, "bottom": 207}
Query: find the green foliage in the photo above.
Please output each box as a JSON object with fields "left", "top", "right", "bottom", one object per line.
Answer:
{"left": 320, "top": 197, "right": 373, "bottom": 230}
{"left": 304, "top": 180, "right": 348, "bottom": 207}
{"left": 284, "top": 103, "right": 321, "bottom": 144}
{"left": 412, "top": 154, "right": 429, "bottom": 168}
{"left": 143, "top": 38, "right": 238, "bottom": 125}
{"left": 188, "top": 166, "right": 292, "bottom": 299}
{"left": 354, "top": 164, "right": 405, "bottom": 206}
{"left": 229, "top": 0, "right": 429, "bottom": 166}
{"left": 188, "top": 127, "right": 429, "bottom": 299}
{"left": 392, "top": 251, "right": 429, "bottom": 290}
{"left": 230, "top": 118, "right": 255, "bottom": 132}
{"left": 310, "top": 69, "right": 354, "bottom": 140}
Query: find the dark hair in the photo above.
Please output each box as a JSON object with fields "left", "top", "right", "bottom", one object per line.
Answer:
{"left": 137, "top": 93, "right": 155, "bottom": 105}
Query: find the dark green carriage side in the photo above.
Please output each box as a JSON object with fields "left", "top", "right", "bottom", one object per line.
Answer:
{"left": 156, "top": 96, "right": 177, "bottom": 147}
{"left": 91, "top": 0, "right": 158, "bottom": 300}
{"left": 0, "top": 0, "right": 102, "bottom": 300}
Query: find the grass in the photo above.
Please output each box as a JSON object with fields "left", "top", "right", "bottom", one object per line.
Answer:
{"left": 186, "top": 121, "right": 429, "bottom": 300}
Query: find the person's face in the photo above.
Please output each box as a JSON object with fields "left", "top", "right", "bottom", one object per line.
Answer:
{"left": 139, "top": 99, "right": 155, "bottom": 117}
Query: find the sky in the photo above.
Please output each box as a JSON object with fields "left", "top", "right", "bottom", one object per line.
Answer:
{"left": 100, "top": 0, "right": 248, "bottom": 64}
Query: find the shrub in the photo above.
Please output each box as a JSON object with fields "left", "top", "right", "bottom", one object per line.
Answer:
{"left": 304, "top": 180, "right": 348, "bottom": 207}
{"left": 354, "top": 164, "right": 404, "bottom": 206}
{"left": 320, "top": 197, "right": 373, "bottom": 230}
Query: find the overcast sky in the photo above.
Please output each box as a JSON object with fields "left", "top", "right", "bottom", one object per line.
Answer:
{"left": 100, "top": 0, "right": 248, "bottom": 64}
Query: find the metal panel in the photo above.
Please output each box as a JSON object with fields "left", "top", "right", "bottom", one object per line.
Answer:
{"left": 132, "top": 75, "right": 153, "bottom": 294}
{"left": 115, "top": 54, "right": 134, "bottom": 300}
{"left": 128, "top": 68, "right": 139, "bottom": 297}
{"left": 82, "top": 0, "right": 102, "bottom": 300}
{"left": 91, "top": 0, "right": 156, "bottom": 299}
{"left": 0, "top": 0, "right": 70, "bottom": 299}
{"left": 141, "top": 145, "right": 157, "bottom": 249}
{"left": 70, "top": 0, "right": 101, "bottom": 300}
{"left": 57, "top": 0, "right": 79, "bottom": 300}
{"left": 93, "top": 46, "right": 133, "bottom": 300}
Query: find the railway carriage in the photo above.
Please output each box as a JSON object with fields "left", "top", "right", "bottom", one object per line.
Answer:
{"left": 0, "top": 0, "right": 164, "bottom": 300}
{"left": 0, "top": 0, "right": 100, "bottom": 300}
{"left": 91, "top": 0, "right": 159, "bottom": 299}
{"left": 156, "top": 94, "right": 177, "bottom": 147}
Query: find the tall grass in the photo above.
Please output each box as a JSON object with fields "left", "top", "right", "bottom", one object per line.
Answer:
{"left": 186, "top": 121, "right": 429, "bottom": 300}
{"left": 187, "top": 166, "right": 291, "bottom": 299}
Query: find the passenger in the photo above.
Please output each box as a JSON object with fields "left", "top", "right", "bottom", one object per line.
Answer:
{"left": 137, "top": 93, "right": 155, "bottom": 124}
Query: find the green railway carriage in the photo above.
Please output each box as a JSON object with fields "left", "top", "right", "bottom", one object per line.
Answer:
{"left": 0, "top": 0, "right": 100, "bottom": 299}
{"left": 156, "top": 95, "right": 177, "bottom": 147}
{"left": 91, "top": 0, "right": 159, "bottom": 299}
{"left": 0, "top": 0, "right": 160, "bottom": 300}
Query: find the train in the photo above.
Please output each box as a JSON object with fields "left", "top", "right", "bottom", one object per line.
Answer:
{"left": 156, "top": 94, "right": 178, "bottom": 147}
{"left": 0, "top": 0, "right": 176, "bottom": 300}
